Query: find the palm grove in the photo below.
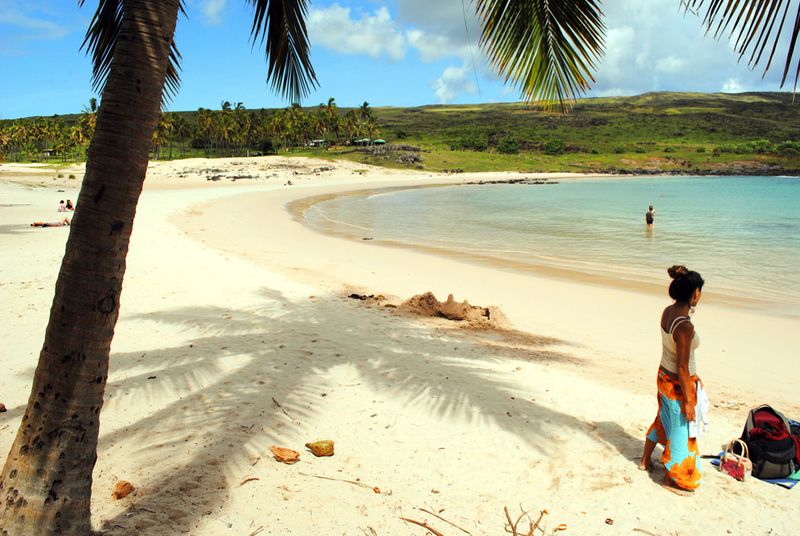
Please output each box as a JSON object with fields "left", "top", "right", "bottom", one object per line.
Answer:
{"left": 1, "top": 0, "right": 798, "bottom": 534}
{"left": 0, "top": 98, "right": 378, "bottom": 162}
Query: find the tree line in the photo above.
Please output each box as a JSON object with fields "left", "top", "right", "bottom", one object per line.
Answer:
{"left": 0, "top": 98, "right": 378, "bottom": 163}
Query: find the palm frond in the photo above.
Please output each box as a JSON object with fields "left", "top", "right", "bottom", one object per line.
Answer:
{"left": 682, "top": 0, "right": 800, "bottom": 91}
{"left": 79, "top": 0, "right": 185, "bottom": 101}
{"left": 476, "top": 0, "right": 605, "bottom": 112}
{"left": 247, "top": 0, "right": 318, "bottom": 104}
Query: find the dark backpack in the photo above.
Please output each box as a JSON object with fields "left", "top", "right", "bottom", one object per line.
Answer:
{"left": 737, "top": 405, "right": 798, "bottom": 479}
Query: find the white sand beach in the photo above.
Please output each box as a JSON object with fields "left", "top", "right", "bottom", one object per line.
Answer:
{"left": 1, "top": 157, "right": 798, "bottom": 535}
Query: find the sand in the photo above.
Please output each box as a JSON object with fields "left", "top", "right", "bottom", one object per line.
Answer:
{"left": 1, "top": 156, "right": 798, "bottom": 535}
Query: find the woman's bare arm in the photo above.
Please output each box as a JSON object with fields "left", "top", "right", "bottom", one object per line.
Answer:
{"left": 674, "top": 322, "right": 696, "bottom": 422}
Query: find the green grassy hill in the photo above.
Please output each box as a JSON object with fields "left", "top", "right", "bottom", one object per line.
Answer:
{"left": 338, "top": 92, "right": 800, "bottom": 174}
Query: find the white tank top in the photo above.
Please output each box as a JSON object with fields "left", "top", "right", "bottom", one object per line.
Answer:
{"left": 660, "top": 316, "right": 699, "bottom": 376}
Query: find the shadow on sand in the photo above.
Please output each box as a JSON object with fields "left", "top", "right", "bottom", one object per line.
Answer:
{"left": 10, "top": 288, "right": 636, "bottom": 534}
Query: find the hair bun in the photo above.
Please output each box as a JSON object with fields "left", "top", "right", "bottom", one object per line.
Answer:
{"left": 668, "top": 265, "right": 688, "bottom": 279}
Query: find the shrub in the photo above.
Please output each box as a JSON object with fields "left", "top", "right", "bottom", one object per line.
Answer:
{"left": 715, "top": 143, "right": 737, "bottom": 154}
{"left": 68, "top": 174, "right": 75, "bottom": 179}
{"left": 590, "top": 148, "right": 599, "bottom": 154}
{"left": 633, "top": 146, "right": 646, "bottom": 153}
{"left": 715, "top": 139, "right": 777, "bottom": 154}
{"left": 696, "top": 146, "right": 706, "bottom": 153}
{"left": 663, "top": 146, "right": 676, "bottom": 153}
{"left": 613, "top": 146, "right": 625, "bottom": 154}
{"left": 747, "top": 139, "right": 775, "bottom": 154}
{"left": 450, "top": 132, "right": 487, "bottom": 151}
{"left": 496, "top": 137, "right": 519, "bottom": 154}
{"left": 542, "top": 139, "right": 564, "bottom": 155}
{"left": 777, "top": 140, "right": 800, "bottom": 156}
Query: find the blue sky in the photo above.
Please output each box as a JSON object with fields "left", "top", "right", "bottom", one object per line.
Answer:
{"left": 0, "top": 0, "right": 794, "bottom": 119}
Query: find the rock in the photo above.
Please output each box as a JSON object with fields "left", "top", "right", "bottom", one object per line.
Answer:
{"left": 0, "top": 403, "right": 6, "bottom": 412}
{"left": 112, "top": 480, "right": 135, "bottom": 500}
{"left": 305, "top": 440, "right": 335, "bottom": 457}
{"left": 270, "top": 446, "right": 300, "bottom": 464}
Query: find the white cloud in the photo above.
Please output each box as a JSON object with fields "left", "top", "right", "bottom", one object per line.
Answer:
{"left": 397, "top": 0, "right": 487, "bottom": 65}
{"left": 307, "top": 2, "right": 493, "bottom": 102}
{"left": 200, "top": 0, "right": 227, "bottom": 25}
{"left": 591, "top": 0, "right": 787, "bottom": 95}
{"left": 601, "top": 26, "right": 637, "bottom": 85}
{"left": 406, "top": 29, "right": 455, "bottom": 62}
{"left": 432, "top": 64, "right": 477, "bottom": 103}
{"left": 309, "top": 4, "right": 406, "bottom": 61}
{"left": 722, "top": 78, "right": 750, "bottom": 93}
{"left": 310, "top": 0, "right": 792, "bottom": 102}
{"left": 0, "top": 6, "right": 68, "bottom": 39}
{"left": 655, "top": 56, "right": 685, "bottom": 73}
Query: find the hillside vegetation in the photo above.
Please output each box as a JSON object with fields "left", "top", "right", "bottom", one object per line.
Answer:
{"left": 3, "top": 92, "right": 799, "bottom": 175}
{"left": 347, "top": 92, "right": 800, "bottom": 175}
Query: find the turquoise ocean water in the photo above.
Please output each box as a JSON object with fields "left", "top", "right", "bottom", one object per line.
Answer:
{"left": 303, "top": 176, "right": 800, "bottom": 315}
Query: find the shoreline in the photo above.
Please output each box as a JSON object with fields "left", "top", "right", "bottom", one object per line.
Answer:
{"left": 176, "top": 165, "right": 800, "bottom": 415}
{"left": 2, "top": 157, "right": 799, "bottom": 535}
{"left": 287, "top": 182, "right": 798, "bottom": 319}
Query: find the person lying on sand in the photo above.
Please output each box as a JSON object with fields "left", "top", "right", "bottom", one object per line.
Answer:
{"left": 640, "top": 265, "right": 705, "bottom": 496}
{"left": 31, "top": 218, "right": 71, "bottom": 228}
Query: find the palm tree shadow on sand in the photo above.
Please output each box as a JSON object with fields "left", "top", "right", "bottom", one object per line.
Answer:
{"left": 85, "top": 288, "right": 632, "bottom": 534}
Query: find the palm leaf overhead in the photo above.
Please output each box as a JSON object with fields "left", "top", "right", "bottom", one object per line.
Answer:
{"left": 80, "top": 0, "right": 318, "bottom": 104}
{"left": 683, "top": 0, "right": 800, "bottom": 90}
{"left": 247, "top": 0, "right": 318, "bottom": 103}
{"left": 80, "top": 0, "right": 185, "bottom": 99}
{"left": 476, "top": 0, "right": 605, "bottom": 111}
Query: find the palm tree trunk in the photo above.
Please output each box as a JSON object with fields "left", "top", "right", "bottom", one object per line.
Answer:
{"left": 0, "top": 1, "right": 180, "bottom": 534}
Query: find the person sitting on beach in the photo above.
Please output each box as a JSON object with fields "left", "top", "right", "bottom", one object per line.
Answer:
{"left": 31, "top": 217, "right": 71, "bottom": 228}
{"left": 58, "top": 200, "right": 66, "bottom": 212}
{"left": 645, "top": 205, "right": 655, "bottom": 228}
{"left": 65, "top": 199, "right": 74, "bottom": 211}
{"left": 640, "top": 265, "right": 705, "bottom": 495}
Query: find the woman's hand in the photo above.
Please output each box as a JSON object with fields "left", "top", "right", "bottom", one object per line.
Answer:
{"left": 684, "top": 403, "right": 696, "bottom": 422}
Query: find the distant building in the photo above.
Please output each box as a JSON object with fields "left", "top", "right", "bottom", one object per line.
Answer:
{"left": 309, "top": 139, "right": 328, "bottom": 148}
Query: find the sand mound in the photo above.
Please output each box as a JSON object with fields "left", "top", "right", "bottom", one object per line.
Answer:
{"left": 398, "top": 292, "right": 510, "bottom": 330}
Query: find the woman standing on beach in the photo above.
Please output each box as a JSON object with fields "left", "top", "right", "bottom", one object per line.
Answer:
{"left": 640, "top": 265, "right": 705, "bottom": 495}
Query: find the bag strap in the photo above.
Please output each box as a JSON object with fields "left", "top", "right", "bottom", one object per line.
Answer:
{"left": 726, "top": 439, "right": 750, "bottom": 461}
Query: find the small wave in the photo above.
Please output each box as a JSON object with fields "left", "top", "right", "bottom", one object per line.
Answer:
{"left": 305, "top": 206, "right": 373, "bottom": 233}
